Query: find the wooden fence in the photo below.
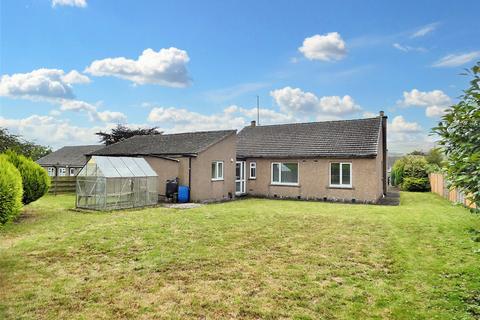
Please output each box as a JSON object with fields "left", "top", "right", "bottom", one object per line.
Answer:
{"left": 49, "top": 176, "right": 76, "bottom": 194}
{"left": 429, "top": 173, "right": 477, "bottom": 209}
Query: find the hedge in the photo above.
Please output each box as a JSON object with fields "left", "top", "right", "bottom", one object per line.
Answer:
{"left": 0, "top": 155, "right": 23, "bottom": 224}
{"left": 402, "top": 177, "right": 431, "bottom": 192}
{"left": 3, "top": 150, "right": 50, "bottom": 205}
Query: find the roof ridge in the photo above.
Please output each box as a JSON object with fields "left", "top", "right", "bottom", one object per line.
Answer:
{"left": 244, "top": 117, "right": 381, "bottom": 129}
{"left": 157, "top": 129, "right": 236, "bottom": 137}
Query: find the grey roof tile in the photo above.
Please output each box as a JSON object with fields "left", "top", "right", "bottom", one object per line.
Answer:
{"left": 91, "top": 130, "right": 236, "bottom": 156}
{"left": 237, "top": 117, "right": 383, "bottom": 158}
{"left": 36, "top": 145, "right": 103, "bottom": 167}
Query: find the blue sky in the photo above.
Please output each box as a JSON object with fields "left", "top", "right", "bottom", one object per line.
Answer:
{"left": 1, "top": 0, "right": 479, "bottom": 152}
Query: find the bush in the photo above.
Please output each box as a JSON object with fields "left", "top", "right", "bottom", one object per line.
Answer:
{"left": 391, "top": 155, "right": 430, "bottom": 191}
{"left": 0, "top": 155, "right": 23, "bottom": 224}
{"left": 401, "top": 177, "right": 431, "bottom": 192}
{"left": 402, "top": 155, "right": 429, "bottom": 179}
{"left": 3, "top": 150, "right": 50, "bottom": 204}
{"left": 391, "top": 162, "right": 405, "bottom": 186}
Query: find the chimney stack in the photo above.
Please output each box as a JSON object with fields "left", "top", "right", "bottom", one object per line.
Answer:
{"left": 251, "top": 120, "right": 256, "bottom": 127}
{"left": 379, "top": 110, "right": 385, "bottom": 117}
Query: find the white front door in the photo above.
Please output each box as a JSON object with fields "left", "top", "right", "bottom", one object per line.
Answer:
{"left": 235, "top": 161, "right": 246, "bottom": 195}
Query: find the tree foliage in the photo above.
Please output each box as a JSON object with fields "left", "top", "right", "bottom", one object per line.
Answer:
{"left": 3, "top": 150, "right": 50, "bottom": 205}
{"left": 433, "top": 62, "right": 480, "bottom": 208}
{"left": 0, "top": 128, "right": 52, "bottom": 160}
{"left": 96, "top": 124, "right": 162, "bottom": 145}
{"left": 0, "top": 155, "right": 23, "bottom": 224}
{"left": 425, "top": 148, "right": 445, "bottom": 167}
{"left": 391, "top": 155, "right": 430, "bottom": 191}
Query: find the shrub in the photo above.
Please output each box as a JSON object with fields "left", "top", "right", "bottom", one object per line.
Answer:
{"left": 402, "top": 155, "right": 429, "bottom": 179}
{"left": 3, "top": 150, "right": 50, "bottom": 204}
{"left": 402, "top": 177, "right": 431, "bottom": 192}
{"left": 0, "top": 155, "right": 23, "bottom": 224}
{"left": 391, "top": 155, "right": 430, "bottom": 191}
{"left": 391, "top": 161, "right": 405, "bottom": 186}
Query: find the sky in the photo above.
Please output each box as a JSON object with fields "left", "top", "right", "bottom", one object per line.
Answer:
{"left": 1, "top": 0, "right": 479, "bottom": 152}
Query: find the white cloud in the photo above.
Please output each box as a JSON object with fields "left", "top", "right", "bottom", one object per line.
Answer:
{"left": 271, "top": 87, "right": 318, "bottom": 114}
{"left": 298, "top": 32, "right": 347, "bottom": 61}
{"left": 52, "top": 0, "right": 87, "bottom": 8}
{"left": 270, "top": 87, "right": 361, "bottom": 117}
{"left": 147, "top": 104, "right": 294, "bottom": 132}
{"left": 0, "top": 115, "right": 103, "bottom": 149}
{"left": 432, "top": 51, "right": 480, "bottom": 67}
{"left": 388, "top": 116, "right": 434, "bottom": 153}
{"left": 390, "top": 115, "right": 422, "bottom": 133}
{"left": 0, "top": 68, "right": 125, "bottom": 123}
{"left": 62, "top": 70, "right": 91, "bottom": 84}
{"left": 59, "top": 99, "right": 96, "bottom": 112}
{"left": 93, "top": 111, "right": 127, "bottom": 123}
{"left": 411, "top": 23, "right": 438, "bottom": 38}
{"left": 399, "top": 89, "right": 452, "bottom": 118}
{"left": 393, "top": 43, "right": 427, "bottom": 53}
{"left": 85, "top": 48, "right": 191, "bottom": 87}
{"left": 0, "top": 68, "right": 89, "bottom": 100}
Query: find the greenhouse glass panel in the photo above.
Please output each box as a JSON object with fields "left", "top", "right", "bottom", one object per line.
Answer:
{"left": 76, "top": 156, "right": 158, "bottom": 210}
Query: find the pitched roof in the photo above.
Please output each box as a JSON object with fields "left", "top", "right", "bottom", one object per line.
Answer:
{"left": 237, "top": 117, "right": 383, "bottom": 158}
{"left": 91, "top": 130, "right": 236, "bottom": 156}
{"left": 36, "top": 145, "right": 103, "bottom": 167}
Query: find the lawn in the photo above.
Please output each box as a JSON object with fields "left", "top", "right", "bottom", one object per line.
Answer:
{"left": 1, "top": 193, "right": 479, "bottom": 319}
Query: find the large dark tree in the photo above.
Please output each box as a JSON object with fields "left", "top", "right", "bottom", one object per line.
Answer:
{"left": 96, "top": 124, "right": 162, "bottom": 145}
{"left": 433, "top": 62, "right": 480, "bottom": 209}
{"left": 0, "top": 128, "right": 52, "bottom": 160}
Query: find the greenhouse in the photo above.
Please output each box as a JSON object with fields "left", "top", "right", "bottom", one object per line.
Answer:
{"left": 76, "top": 156, "right": 158, "bottom": 210}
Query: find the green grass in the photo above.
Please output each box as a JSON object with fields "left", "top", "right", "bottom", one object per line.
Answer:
{"left": 1, "top": 193, "right": 479, "bottom": 319}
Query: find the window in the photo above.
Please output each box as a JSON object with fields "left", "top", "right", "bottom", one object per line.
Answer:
{"left": 249, "top": 162, "right": 256, "bottom": 179}
{"left": 211, "top": 161, "right": 224, "bottom": 180}
{"left": 47, "top": 167, "right": 55, "bottom": 177}
{"left": 58, "top": 167, "right": 67, "bottom": 177}
{"left": 69, "top": 168, "right": 76, "bottom": 176}
{"left": 330, "top": 162, "right": 352, "bottom": 187}
{"left": 271, "top": 162, "right": 298, "bottom": 185}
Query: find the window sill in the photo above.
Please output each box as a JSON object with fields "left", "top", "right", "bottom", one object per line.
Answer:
{"left": 328, "top": 185, "right": 354, "bottom": 190}
{"left": 211, "top": 178, "right": 224, "bottom": 182}
{"left": 270, "top": 183, "right": 300, "bottom": 187}
{"left": 248, "top": 177, "right": 256, "bottom": 180}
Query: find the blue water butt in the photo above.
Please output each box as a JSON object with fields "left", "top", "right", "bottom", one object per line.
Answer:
{"left": 178, "top": 185, "right": 190, "bottom": 203}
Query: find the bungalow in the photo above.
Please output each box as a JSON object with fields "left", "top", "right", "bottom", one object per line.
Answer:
{"left": 37, "top": 145, "right": 104, "bottom": 177}
{"left": 89, "top": 130, "right": 236, "bottom": 202}
{"left": 74, "top": 113, "right": 386, "bottom": 205}
{"left": 235, "top": 113, "right": 387, "bottom": 203}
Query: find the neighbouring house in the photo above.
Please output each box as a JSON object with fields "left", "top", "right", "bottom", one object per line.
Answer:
{"left": 37, "top": 145, "right": 104, "bottom": 177}
{"left": 235, "top": 113, "right": 388, "bottom": 203}
{"left": 89, "top": 130, "right": 236, "bottom": 202}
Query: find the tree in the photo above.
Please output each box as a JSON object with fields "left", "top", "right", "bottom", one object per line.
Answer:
{"left": 425, "top": 147, "right": 445, "bottom": 167}
{"left": 408, "top": 150, "right": 426, "bottom": 156}
{"left": 96, "top": 124, "right": 162, "bottom": 145}
{"left": 0, "top": 128, "right": 52, "bottom": 160}
{"left": 433, "top": 62, "right": 480, "bottom": 208}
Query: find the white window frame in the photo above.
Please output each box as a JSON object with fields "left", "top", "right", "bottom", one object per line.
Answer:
{"left": 211, "top": 161, "right": 224, "bottom": 181}
{"left": 47, "top": 167, "right": 56, "bottom": 177}
{"left": 329, "top": 162, "right": 352, "bottom": 188}
{"left": 58, "top": 167, "right": 67, "bottom": 177}
{"left": 271, "top": 162, "right": 299, "bottom": 186}
{"left": 69, "top": 168, "right": 76, "bottom": 176}
{"left": 249, "top": 162, "right": 256, "bottom": 179}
